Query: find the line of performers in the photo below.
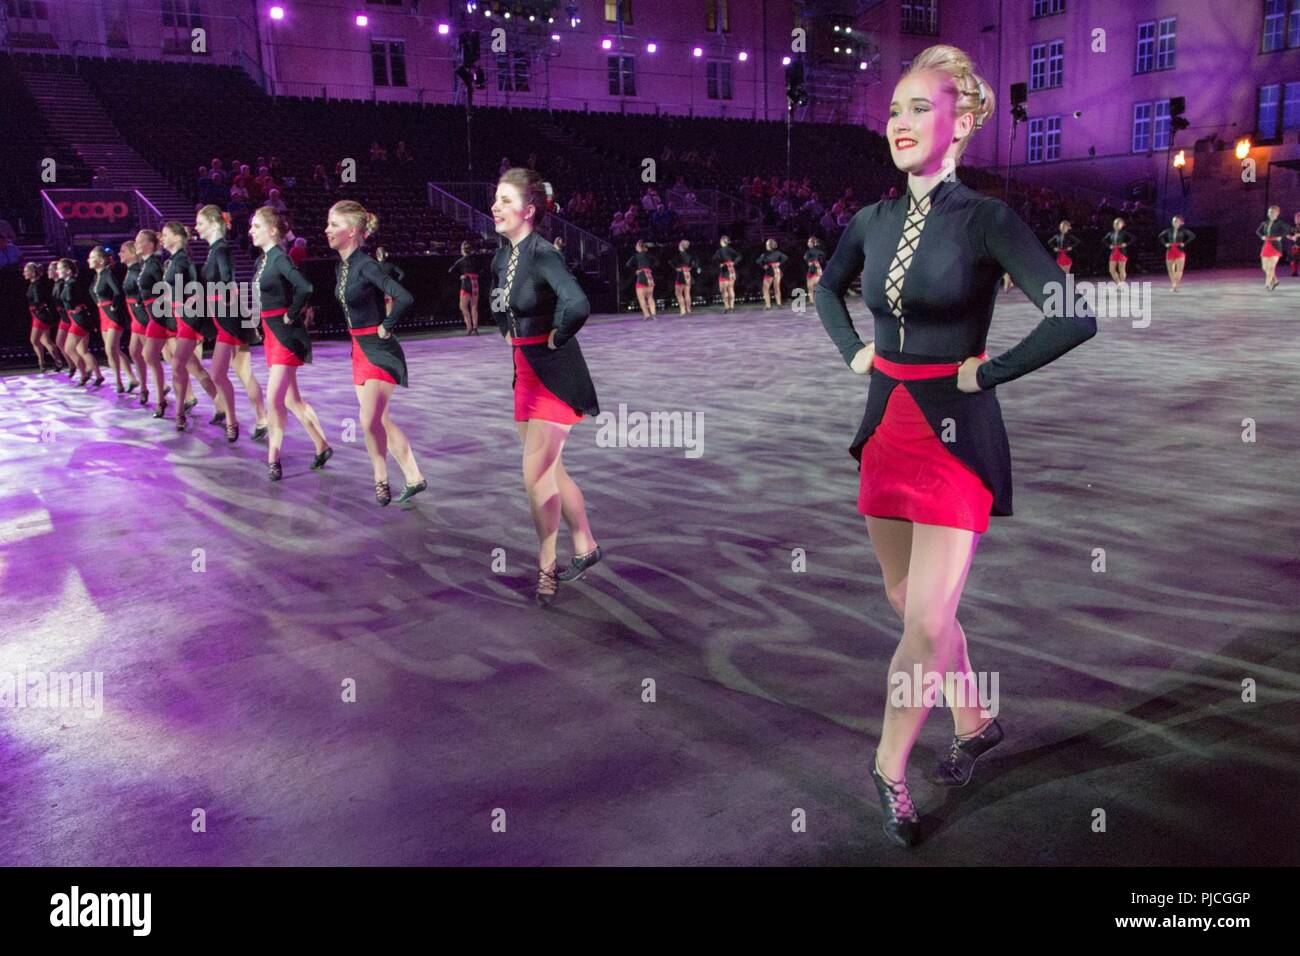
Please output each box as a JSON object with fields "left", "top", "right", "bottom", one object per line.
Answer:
{"left": 620, "top": 235, "right": 829, "bottom": 320}
{"left": 21, "top": 178, "right": 601, "bottom": 608}
{"left": 22, "top": 200, "right": 427, "bottom": 504}
{"left": 1037, "top": 209, "right": 1297, "bottom": 293}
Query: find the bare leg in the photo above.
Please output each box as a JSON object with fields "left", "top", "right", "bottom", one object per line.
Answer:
{"left": 232, "top": 347, "right": 267, "bottom": 426}
{"left": 773, "top": 270, "right": 783, "bottom": 306}
{"left": 144, "top": 337, "right": 167, "bottom": 406}
{"left": 171, "top": 337, "right": 197, "bottom": 410}
{"left": 209, "top": 342, "right": 238, "bottom": 427}
{"left": 380, "top": 404, "right": 422, "bottom": 485}
{"left": 355, "top": 382, "right": 389, "bottom": 481}
{"left": 553, "top": 451, "right": 596, "bottom": 556}
{"left": 284, "top": 373, "right": 329, "bottom": 453}
{"left": 265, "top": 364, "right": 290, "bottom": 462}
{"left": 129, "top": 333, "right": 148, "bottom": 396}
{"left": 867, "top": 517, "right": 981, "bottom": 783}
{"left": 517, "top": 420, "right": 571, "bottom": 570}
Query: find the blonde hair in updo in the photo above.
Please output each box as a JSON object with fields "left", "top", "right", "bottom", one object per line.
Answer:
{"left": 331, "top": 200, "right": 379, "bottom": 239}
{"left": 904, "top": 44, "right": 994, "bottom": 158}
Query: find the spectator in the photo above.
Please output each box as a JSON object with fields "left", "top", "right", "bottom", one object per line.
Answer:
{"left": 289, "top": 236, "right": 308, "bottom": 266}
{"left": 209, "top": 157, "right": 227, "bottom": 188}
{"left": 611, "top": 212, "right": 627, "bottom": 238}
{"left": 368, "top": 141, "right": 388, "bottom": 162}
{"left": 0, "top": 236, "right": 22, "bottom": 268}
{"left": 266, "top": 188, "right": 287, "bottom": 215}
{"left": 395, "top": 141, "right": 413, "bottom": 164}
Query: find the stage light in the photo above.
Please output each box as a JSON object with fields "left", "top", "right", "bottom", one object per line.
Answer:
{"left": 738, "top": 51, "right": 748, "bottom": 61}
{"left": 551, "top": 33, "right": 561, "bottom": 41}
{"left": 782, "top": 56, "right": 791, "bottom": 66}
{"left": 465, "top": 1, "right": 477, "bottom": 11}
{"left": 1235, "top": 138, "right": 1251, "bottom": 159}
{"left": 438, "top": 22, "right": 450, "bottom": 35}
{"left": 833, "top": 46, "right": 840, "bottom": 53}
{"left": 859, "top": 61, "right": 868, "bottom": 70}
{"left": 601, "top": 38, "right": 612, "bottom": 50}
{"left": 693, "top": 47, "right": 703, "bottom": 58}
{"left": 1173, "top": 149, "right": 1186, "bottom": 168}
{"left": 355, "top": 14, "right": 367, "bottom": 27}
{"left": 503, "top": 10, "right": 510, "bottom": 18}
{"left": 269, "top": 5, "right": 284, "bottom": 20}
{"left": 646, "top": 42, "right": 657, "bottom": 53}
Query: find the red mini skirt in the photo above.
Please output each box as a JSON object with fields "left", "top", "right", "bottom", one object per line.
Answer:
{"left": 126, "top": 298, "right": 149, "bottom": 335}
{"left": 350, "top": 326, "right": 397, "bottom": 386}
{"left": 513, "top": 334, "right": 582, "bottom": 425}
{"left": 29, "top": 306, "right": 51, "bottom": 331}
{"left": 1108, "top": 249, "right": 1127, "bottom": 263}
{"left": 1165, "top": 247, "right": 1185, "bottom": 261}
{"left": 1261, "top": 239, "right": 1281, "bottom": 259}
{"left": 261, "top": 309, "right": 304, "bottom": 367}
{"left": 635, "top": 267, "right": 654, "bottom": 289}
{"left": 1055, "top": 252, "right": 1072, "bottom": 268}
{"left": 858, "top": 355, "right": 993, "bottom": 533}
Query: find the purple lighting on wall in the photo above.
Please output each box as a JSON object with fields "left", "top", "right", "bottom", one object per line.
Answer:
{"left": 269, "top": 5, "right": 284, "bottom": 20}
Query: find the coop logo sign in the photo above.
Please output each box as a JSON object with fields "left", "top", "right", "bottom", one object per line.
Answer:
{"left": 44, "top": 189, "right": 138, "bottom": 234}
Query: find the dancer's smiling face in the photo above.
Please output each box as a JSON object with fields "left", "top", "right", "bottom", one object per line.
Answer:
{"left": 491, "top": 182, "right": 532, "bottom": 240}
{"left": 888, "top": 70, "right": 971, "bottom": 176}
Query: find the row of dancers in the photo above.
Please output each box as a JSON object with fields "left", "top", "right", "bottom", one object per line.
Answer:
{"left": 620, "top": 235, "right": 828, "bottom": 319}
{"left": 1042, "top": 208, "right": 1297, "bottom": 292}
{"left": 23, "top": 201, "right": 428, "bottom": 503}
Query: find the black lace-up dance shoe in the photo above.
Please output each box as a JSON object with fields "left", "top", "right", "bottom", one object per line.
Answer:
{"left": 869, "top": 753, "right": 920, "bottom": 848}
{"left": 930, "top": 718, "right": 1004, "bottom": 787}
{"left": 556, "top": 545, "right": 603, "bottom": 582}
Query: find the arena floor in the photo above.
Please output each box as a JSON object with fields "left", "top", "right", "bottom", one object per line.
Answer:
{"left": 1, "top": 266, "right": 1296, "bottom": 865}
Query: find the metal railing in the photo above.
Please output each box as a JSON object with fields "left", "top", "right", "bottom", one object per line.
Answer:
{"left": 39, "top": 192, "right": 70, "bottom": 257}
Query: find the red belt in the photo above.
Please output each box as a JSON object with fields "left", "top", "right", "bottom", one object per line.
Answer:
{"left": 350, "top": 324, "right": 381, "bottom": 336}
{"left": 512, "top": 333, "right": 551, "bottom": 346}
{"left": 874, "top": 353, "right": 988, "bottom": 380}
{"left": 126, "top": 297, "right": 139, "bottom": 304}
{"left": 260, "top": 308, "right": 288, "bottom": 317}
{"left": 96, "top": 299, "right": 114, "bottom": 307}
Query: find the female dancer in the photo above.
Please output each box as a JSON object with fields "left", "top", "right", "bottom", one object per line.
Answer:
{"left": 1047, "top": 220, "right": 1079, "bottom": 275}
{"left": 51, "top": 261, "right": 81, "bottom": 380}
{"left": 627, "top": 239, "right": 657, "bottom": 320}
{"left": 815, "top": 44, "right": 1096, "bottom": 847}
{"left": 1158, "top": 215, "right": 1195, "bottom": 292}
{"left": 491, "top": 167, "right": 602, "bottom": 607}
{"left": 120, "top": 241, "right": 158, "bottom": 407}
{"left": 804, "top": 237, "right": 827, "bottom": 299}
{"left": 325, "top": 200, "right": 427, "bottom": 505}
{"left": 250, "top": 205, "right": 332, "bottom": 480}
{"left": 1104, "top": 217, "right": 1131, "bottom": 286}
{"left": 757, "top": 238, "right": 788, "bottom": 309}
{"left": 672, "top": 239, "right": 699, "bottom": 316}
{"left": 1257, "top": 205, "right": 1288, "bottom": 292}
{"left": 24, "top": 262, "right": 62, "bottom": 372}
{"left": 194, "top": 206, "right": 246, "bottom": 440}
{"left": 89, "top": 246, "right": 139, "bottom": 393}
{"left": 138, "top": 228, "right": 176, "bottom": 417}
{"left": 59, "top": 259, "right": 103, "bottom": 387}
{"left": 713, "top": 235, "right": 742, "bottom": 313}
{"left": 449, "top": 241, "right": 481, "bottom": 335}
{"left": 160, "top": 221, "right": 219, "bottom": 431}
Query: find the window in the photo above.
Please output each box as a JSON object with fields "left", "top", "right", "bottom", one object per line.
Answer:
{"left": 1156, "top": 18, "right": 1176, "bottom": 69}
{"left": 1135, "top": 21, "right": 1155, "bottom": 72}
{"left": 901, "top": 0, "right": 938, "bottom": 35}
{"left": 1043, "top": 115, "right": 1061, "bottom": 160}
{"left": 1263, "top": 0, "right": 1300, "bottom": 51}
{"left": 608, "top": 55, "right": 636, "bottom": 96}
{"left": 705, "top": 0, "right": 729, "bottom": 32}
{"left": 1131, "top": 102, "right": 1152, "bottom": 152}
{"left": 1030, "top": 41, "right": 1062, "bottom": 90}
{"left": 1047, "top": 39, "right": 1064, "bottom": 87}
{"left": 707, "top": 60, "right": 733, "bottom": 100}
{"left": 1254, "top": 82, "right": 1300, "bottom": 139}
{"left": 605, "top": 0, "right": 631, "bottom": 23}
{"left": 371, "top": 39, "right": 406, "bottom": 87}
{"left": 161, "top": 0, "right": 203, "bottom": 28}
{"left": 496, "top": 52, "right": 530, "bottom": 92}
{"left": 1028, "top": 117, "right": 1044, "bottom": 163}
{"left": 366, "top": 0, "right": 403, "bottom": 5}
{"left": 1153, "top": 99, "right": 1171, "bottom": 149}
{"left": 1032, "top": 0, "right": 1065, "bottom": 15}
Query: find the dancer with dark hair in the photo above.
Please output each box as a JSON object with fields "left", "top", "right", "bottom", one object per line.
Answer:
{"left": 160, "top": 220, "right": 219, "bottom": 431}
{"left": 51, "top": 260, "right": 81, "bottom": 381}
{"left": 627, "top": 239, "right": 658, "bottom": 321}
{"left": 89, "top": 246, "right": 138, "bottom": 393}
{"left": 23, "top": 262, "right": 62, "bottom": 372}
{"left": 326, "top": 200, "right": 426, "bottom": 505}
{"left": 757, "top": 238, "right": 789, "bottom": 310}
{"left": 815, "top": 44, "right": 1096, "bottom": 848}
{"left": 713, "top": 235, "right": 742, "bottom": 313}
{"left": 804, "top": 237, "right": 827, "bottom": 299}
{"left": 672, "top": 239, "right": 699, "bottom": 316}
{"left": 59, "top": 259, "right": 103, "bottom": 387}
{"left": 450, "top": 241, "right": 482, "bottom": 335}
{"left": 491, "top": 167, "right": 602, "bottom": 606}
